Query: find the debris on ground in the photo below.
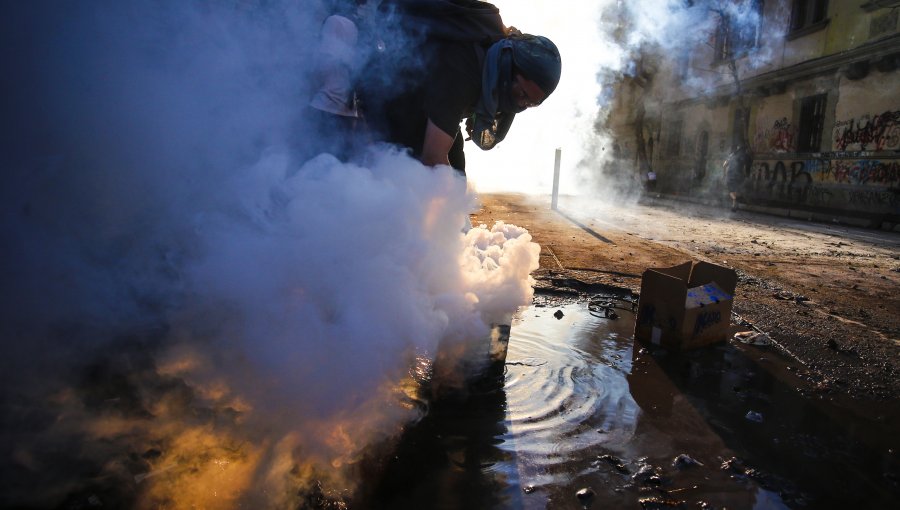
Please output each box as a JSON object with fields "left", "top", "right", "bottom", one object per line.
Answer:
{"left": 554, "top": 309, "right": 564, "bottom": 319}
{"left": 720, "top": 457, "right": 747, "bottom": 475}
{"left": 632, "top": 461, "right": 667, "bottom": 486}
{"left": 733, "top": 331, "right": 771, "bottom": 346}
{"left": 639, "top": 497, "right": 688, "bottom": 509}
{"left": 523, "top": 484, "right": 536, "bottom": 494}
{"left": 672, "top": 454, "right": 703, "bottom": 469}
{"left": 575, "top": 487, "right": 595, "bottom": 500}
{"left": 597, "top": 454, "right": 630, "bottom": 474}
{"left": 745, "top": 411, "right": 764, "bottom": 423}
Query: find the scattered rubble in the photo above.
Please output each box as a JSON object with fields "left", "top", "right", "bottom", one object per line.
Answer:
{"left": 733, "top": 331, "right": 771, "bottom": 346}
{"left": 672, "top": 454, "right": 703, "bottom": 470}
{"left": 597, "top": 454, "right": 630, "bottom": 474}
{"left": 631, "top": 461, "right": 667, "bottom": 486}
{"left": 575, "top": 487, "right": 595, "bottom": 500}
{"left": 745, "top": 411, "right": 764, "bottom": 423}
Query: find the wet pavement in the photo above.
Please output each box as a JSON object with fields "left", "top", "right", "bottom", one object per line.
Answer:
{"left": 365, "top": 299, "right": 900, "bottom": 509}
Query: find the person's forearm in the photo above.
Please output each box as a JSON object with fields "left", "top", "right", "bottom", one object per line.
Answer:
{"left": 421, "top": 119, "right": 454, "bottom": 168}
{"left": 420, "top": 152, "right": 450, "bottom": 167}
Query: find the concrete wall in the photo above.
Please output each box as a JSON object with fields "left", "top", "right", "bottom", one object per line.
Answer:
{"left": 752, "top": 93, "right": 796, "bottom": 153}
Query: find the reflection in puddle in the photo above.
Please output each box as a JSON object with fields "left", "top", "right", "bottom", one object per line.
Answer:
{"left": 369, "top": 302, "right": 900, "bottom": 509}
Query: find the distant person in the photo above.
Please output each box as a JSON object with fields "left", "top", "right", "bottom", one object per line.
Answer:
{"left": 359, "top": 0, "right": 562, "bottom": 175}
{"left": 724, "top": 144, "right": 750, "bottom": 211}
{"left": 646, "top": 170, "right": 657, "bottom": 193}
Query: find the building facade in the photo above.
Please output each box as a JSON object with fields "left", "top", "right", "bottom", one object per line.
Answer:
{"left": 605, "top": 0, "right": 900, "bottom": 225}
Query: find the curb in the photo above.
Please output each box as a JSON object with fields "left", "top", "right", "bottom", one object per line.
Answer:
{"left": 644, "top": 192, "right": 900, "bottom": 232}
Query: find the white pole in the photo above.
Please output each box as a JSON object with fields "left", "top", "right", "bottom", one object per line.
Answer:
{"left": 551, "top": 147, "right": 561, "bottom": 210}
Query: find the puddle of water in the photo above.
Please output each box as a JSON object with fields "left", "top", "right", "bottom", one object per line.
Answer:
{"left": 365, "top": 302, "right": 900, "bottom": 509}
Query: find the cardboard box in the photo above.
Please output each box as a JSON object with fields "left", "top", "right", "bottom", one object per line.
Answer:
{"left": 634, "top": 261, "right": 737, "bottom": 350}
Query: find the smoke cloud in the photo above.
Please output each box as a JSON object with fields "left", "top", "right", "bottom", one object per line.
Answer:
{"left": 0, "top": 1, "right": 539, "bottom": 507}
{"left": 466, "top": 1, "right": 779, "bottom": 201}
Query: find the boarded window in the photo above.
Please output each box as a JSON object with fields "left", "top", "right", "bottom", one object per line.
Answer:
{"left": 796, "top": 94, "right": 826, "bottom": 152}
{"left": 790, "top": 0, "right": 828, "bottom": 33}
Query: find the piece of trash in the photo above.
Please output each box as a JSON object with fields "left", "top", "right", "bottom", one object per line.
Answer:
{"left": 632, "top": 463, "right": 664, "bottom": 485}
{"left": 598, "top": 454, "right": 630, "bottom": 474}
{"left": 745, "top": 411, "right": 764, "bottom": 423}
{"left": 721, "top": 457, "right": 746, "bottom": 474}
{"left": 553, "top": 309, "right": 564, "bottom": 320}
{"left": 576, "top": 487, "right": 595, "bottom": 500}
{"left": 635, "top": 261, "right": 736, "bottom": 350}
{"left": 733, "top": 331, "right": 771, "bottom": 346}
{"left": 523, "top": 485, "right": 536, "bottom": 494}
{"left": 672, "top": 454, "right": 703, "bottom": 469}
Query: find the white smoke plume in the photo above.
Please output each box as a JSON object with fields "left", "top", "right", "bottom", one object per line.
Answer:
{"left": 467, "top": 1, "right": 778, "bottom": 199}
{"left": 0, "top": 1, "right": 539, "bottom": 507}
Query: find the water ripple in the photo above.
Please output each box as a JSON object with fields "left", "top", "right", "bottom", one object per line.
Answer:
{"left": 500, "top": 303, "right": 639, "bottom": 464}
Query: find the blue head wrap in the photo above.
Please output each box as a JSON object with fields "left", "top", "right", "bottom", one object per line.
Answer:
{"left": 470, "top": 34, "right": 561, "bottom": 150}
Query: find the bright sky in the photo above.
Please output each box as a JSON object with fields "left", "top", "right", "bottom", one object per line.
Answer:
{"left": 466, "top": 0, "right": 620, "bottom": 195}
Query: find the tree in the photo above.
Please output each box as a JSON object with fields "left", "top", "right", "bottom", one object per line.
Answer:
{"left": 707, "top": 0, "right": 764, "bottom": 150}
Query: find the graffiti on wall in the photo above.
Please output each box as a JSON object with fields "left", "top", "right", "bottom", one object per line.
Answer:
{"left": 829, "top": 160, "right": 900, "bottom": 186}
{"left": 832, "top": 110, "right": 900, "bottom": 151}
{"left": 749, "top": 160, "right": 813, "bottom": 203}
{"left": 754, "top": 117, "right": 794, "bottom": 153}
{"left": 747, "top": 157, "right": 899, "bottom": 212}
{"left": 848, "top": 189, "right": 898, "bottom": 207}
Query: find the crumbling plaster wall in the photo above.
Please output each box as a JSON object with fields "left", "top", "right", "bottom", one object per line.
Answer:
{"left": 832, "top": 70, "right": 900, "bottom": 152}
{"left": 825, "top": 0, "right": 899, "bottom": 54}
{"left": 751, "top": 93, "right": 795, "bottom": 153}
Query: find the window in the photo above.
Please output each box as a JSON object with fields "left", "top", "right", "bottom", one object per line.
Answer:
{"left": 713, "top": 0, "right": 764, "bottom": 61}
{"left": 796, "top": 94, "right": 826, "bottom": 152}
{"left": 790, "top": 0, "right": 828, "bottom": 33}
